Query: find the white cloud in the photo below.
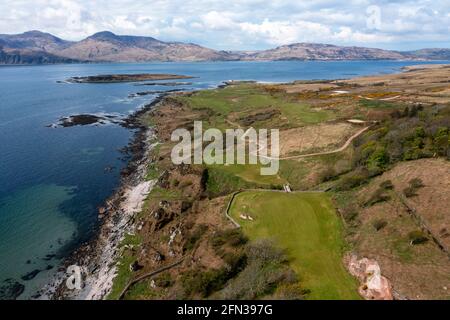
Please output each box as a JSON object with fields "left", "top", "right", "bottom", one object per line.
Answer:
{"left": 240, "top": 19, "right": 332, "bottom": 45}
{"left": 113, "top": 16, "right": 137, "bottom": 30}
{"left": 0, "top": 0, "right": 449, "bottom": 50}
{"left": 201, "top": 11, "right": 236, "bottom": 30}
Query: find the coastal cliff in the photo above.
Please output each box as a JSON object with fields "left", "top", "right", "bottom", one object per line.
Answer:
{"left": 41, "top": 64, "right": 450, "bottom": 300}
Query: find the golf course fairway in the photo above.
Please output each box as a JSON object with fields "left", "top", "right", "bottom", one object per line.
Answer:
{"left": 230, "top": 191, "right": 360, "bottom": 300}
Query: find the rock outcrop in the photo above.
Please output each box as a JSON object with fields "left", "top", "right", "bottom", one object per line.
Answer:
{"left": 347, "top": 254, "right": 393, "bottom": 300}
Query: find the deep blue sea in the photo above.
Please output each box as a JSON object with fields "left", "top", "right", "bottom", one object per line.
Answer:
{"left": 0, "top": 60, "right": 447, "bottom": 299}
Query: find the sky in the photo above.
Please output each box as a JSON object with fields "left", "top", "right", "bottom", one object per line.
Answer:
{"left": 0, "top": 0, "right": 449, "bottom": 50}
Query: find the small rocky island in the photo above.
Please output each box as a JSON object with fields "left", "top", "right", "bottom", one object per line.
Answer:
{"left": 49, "top": 114, "right": 123, "bottom": 128}
{"left": 63, "top": 73, "right": 194, "bottom": 83}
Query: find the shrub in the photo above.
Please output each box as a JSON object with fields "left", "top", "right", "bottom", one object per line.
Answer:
{"left": 155, "top": 272, "right": 174, "bottom": 288}
{"left": 372, "top": 219, "right": 388, "bottom": 231}
{"left": 215, "top": 240, "right": 299, "bottom": 300}
{"left": 221, "top": 251, "right": 247, "bottom": 270}
{"left": 180, "top": 269, "right": 226, "bottom": 297}
{"left": 403, "top": 178, "right": 424, "bottom": 198}
{"left": 434, "top": 127, "right": 449, "bottom": 156}
{"left": 183, "top": 224, "right": 208, "bottom": 251}
{"left": 181, "top": 251, "right": 247, "bottom": 297}
{"left": 171, "top": 178, "right": 180, "bottom": 187}
{"left": 212, "top": 229, "right": 248, "bottom": 251}
{"left": 335, "top": 174, "right": 367, "bottom": 191}
{"left": 340, "top": 206, "right": 359, "bottom": 223}
{"left": 269, "top": 184, "right": 284, "bottom": 190}
{"left": 409, "top": 178, "right": 424, "bottom": 189}
{"left": 350, "top": 106, "right": 450, "bottom": 173}
{"left": 379, "top": 180, "right": 394, "bottom": 190}
{"left": 274, "top": 283, "right": 308, "bottom": 300}
{"left": 408, "top": 230, "right": 429, "bottom": 245}
{"left": 364, "top": 188, "right": 391, "bottom": 207}
{"left": 367, "top": 147, "right": 389, "bottom": 171}
{"left": 403, "top": 186, "right": 417, "bottom": 198}
{"left": 179, "top": 180, "right": 193, "bottom": 188}
{"left": 319, "top": 167, "right": 337, "bottom": 182}
{"left": 245, "top": 239, "right": 288, "bottom": 265}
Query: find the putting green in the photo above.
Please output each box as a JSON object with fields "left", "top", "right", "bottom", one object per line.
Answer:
{"left": 230, "top": 191, "right": 360, "bottom": 300}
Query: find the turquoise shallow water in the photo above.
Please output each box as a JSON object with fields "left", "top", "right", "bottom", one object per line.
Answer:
{"left": 0, "top": 60, "right": 447, "bottom": 299}
{"left": 0, "top": 185, "right": 77, "bottom": 297}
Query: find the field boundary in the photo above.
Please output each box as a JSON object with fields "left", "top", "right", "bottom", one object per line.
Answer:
{"left": 396, "top": 192, "right": 450, "bottom": 259}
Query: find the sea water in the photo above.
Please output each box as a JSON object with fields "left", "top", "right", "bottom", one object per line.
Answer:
{"left": 0, "top": 60, "right": 446, "bottom": 299}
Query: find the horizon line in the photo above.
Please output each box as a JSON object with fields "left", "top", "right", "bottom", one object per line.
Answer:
{"left": 2, "top": 29, "right": 450, "bottom": 52}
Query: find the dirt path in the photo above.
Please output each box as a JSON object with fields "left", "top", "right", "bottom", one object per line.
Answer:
{"left": 181, "top": 119, "right": 370, "bottom": 163}
{"left": 118, "top": 256, "right": 186, "bottom": 300}
{"left": 257, "top": 126, "right": 371, "bottom": 160}
{"left": 225, "top": 116, "right": 371, "bottom": 160}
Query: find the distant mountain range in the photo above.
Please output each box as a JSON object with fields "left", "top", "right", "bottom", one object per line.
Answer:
{"left": 1, "top": 30, "right": 450, "bottom": 64}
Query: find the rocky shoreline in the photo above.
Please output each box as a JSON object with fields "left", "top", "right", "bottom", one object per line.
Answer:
{"left": 63, "top": 73, "right": 193, "bottom": 84}
{"left": 37, "top": 97, "right": 164, "bottom": 300}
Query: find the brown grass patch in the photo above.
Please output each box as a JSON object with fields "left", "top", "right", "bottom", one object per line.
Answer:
{"left": 347, "top": 158, "right": 450, "bottom": 299}
{"left": 279, "top": 122, "right": 359, "bottom": 156}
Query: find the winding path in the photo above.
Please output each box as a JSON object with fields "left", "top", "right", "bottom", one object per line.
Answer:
{"left": 272, "top": 126, "right": 371, "bottom": 160}
{"left": 226, "top": 117, "right": 372, "bottom": 160}
{"left": 254, "top": 125, "right": 371, "bottom": 161}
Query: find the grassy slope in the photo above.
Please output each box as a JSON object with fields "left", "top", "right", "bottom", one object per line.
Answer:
{"left": 230, "top": 191, "right": 360, "bottom": 300}
{"left": 210, "top": 163, "right": 286, "bottom": 186}
{"left": 177, "top": 83, "right": 341, "bottom": 187}
{"left": 177, "top": 84, "right": 333, "bottom": 130}
{"left": 183, "top": 84, "right": 360, "bottom": 299}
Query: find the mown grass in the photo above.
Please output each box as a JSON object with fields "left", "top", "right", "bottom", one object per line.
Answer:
{"left": 230, "top": 191, "right": 360, "bottom": 300}
{"left": 177, "top": 84, "right": 333, "bottom": 129}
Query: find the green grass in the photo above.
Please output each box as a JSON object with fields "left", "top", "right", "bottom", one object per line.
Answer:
{"left": 278, "top": 160, "right": 311, "bottom": 189}
{"left": 359, "top": 99, "right": 401, "bottom": 109}
{"left": 145, "top": 144, "right": 161, "bottom": 181}
{"left": 107, "top": 254, "right": 135, "bottom": 300}
{"left": 145, "top": 162, "right": 159, "bottom": 181}
{"left": 211, "top": 163, "right": 286, "bottom": 186}
{"left": 230, "top": 191, "right": 360, "bottom": 300}
{"left": 120, "top": 233, "right": 142, "bottom": 249}
{"left": 178, "top": 84, "right": 333, "bottom": 129}
{"left": 206, "top": 166, "right": 258, "bottom": 197}
{"left": 122, "top": 279, "right": 162, "bottom": 300}
{"left": 148, "top": 186, "right": 184, "bottom": 200}
{"left": 107, "top": 233, "right": 142, "bottom": 300}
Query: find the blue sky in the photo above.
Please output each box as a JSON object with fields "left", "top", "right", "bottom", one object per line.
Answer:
{"left": 1, "top": 0, "right": 449, "bottom": 50}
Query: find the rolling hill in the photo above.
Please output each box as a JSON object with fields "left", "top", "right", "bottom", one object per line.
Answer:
{"left": 1, "top": 30, "right": 449, "bottom": 64}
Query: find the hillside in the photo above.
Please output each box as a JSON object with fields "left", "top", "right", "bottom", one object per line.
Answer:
{"left": 242, "top": 43, "right": 407, "bottom": 61}
{"left": 1, "top": 30, "right": 450, "bottom": 64}
{"left": 0, "top": 47, "right": 81, "bottom": 65}
{"left": 404, "top": 48, "right": 450, "bottom": 60}
{"left": 0, "top": 31, "right": 236, "bottom": 63}
{"left": 55, "top": 31, "right": 237, "bottom": 62}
